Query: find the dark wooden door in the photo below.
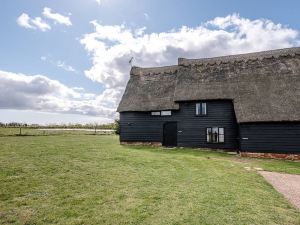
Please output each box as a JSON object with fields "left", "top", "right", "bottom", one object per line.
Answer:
{"left": 163, "top": 122, "right": 177, "bottom": 147}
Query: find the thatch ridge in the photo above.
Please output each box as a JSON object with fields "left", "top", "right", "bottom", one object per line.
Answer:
{"left": 130, "top": 65, "right": 178, "bottom": 76}
{"left": 179, "top": 47, "right": 300, "bottom": 66}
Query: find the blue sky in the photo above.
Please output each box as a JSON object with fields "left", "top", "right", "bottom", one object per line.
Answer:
{"left": 0, "top": 0, "right": 300, "bottom": 124}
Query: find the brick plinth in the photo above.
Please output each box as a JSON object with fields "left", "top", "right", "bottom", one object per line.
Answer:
{"left": 120, "top": 141, "right": 162, "bottom": 147}
{"left": 240, "top": 152, "right": 300, "bottom": 161}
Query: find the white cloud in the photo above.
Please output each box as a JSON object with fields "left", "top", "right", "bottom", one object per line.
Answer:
{"left": 41, "top": 56, "right": 47, "bottom": 61}
{"left": 144, "top": 13, "right": 150, "bottom": 21}
{"left": 42, "top": 7, "right": 72, "bottom": 26}
{"left": 56, "top": 61, "right": 77, "bottom": 73}
{"left": 0, "top": 109, "right": 112, "bottom": 125}
{"left": 95, "top": 0, "right": 102, "bottom": 5}
{"left": 0, "top": 70, "right": 116, "bottom": 118}
{"left": 80, "top": 14, "right": 299, "bottom": 112}
{"left": 17, "top": 8, "right": 70, "bottom": 32}
{"left": 72, "top": 87, "right": 85, "bottom": 91}
{"left": 31, "top": 17, "right": 51, "bottom": 32}
{"left": 41, "top": 56, "right": 77, "bottom": 73}
{"left": 17, "top": 13, "right": 36, "bottom": 29}
{"left": 17, "top": 13, "right": 51, "bottom": 32}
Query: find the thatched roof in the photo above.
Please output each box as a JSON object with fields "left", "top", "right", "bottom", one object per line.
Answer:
{"left": 117, "top": 65, "right": 179, "bottom": 112}
{"left": 117, "top": 47, "right": 300, "bottom": 123}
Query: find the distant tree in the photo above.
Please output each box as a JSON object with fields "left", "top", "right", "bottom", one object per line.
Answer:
{"left": 114, "top": 119, "right": 120, "bottom": 135}
{"left": 8, "top": 122, "right": 21, "bottom": 127}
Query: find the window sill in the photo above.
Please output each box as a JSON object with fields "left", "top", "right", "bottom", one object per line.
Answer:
{"left": 206, "top": 142, "right": 225, "bottom": 144}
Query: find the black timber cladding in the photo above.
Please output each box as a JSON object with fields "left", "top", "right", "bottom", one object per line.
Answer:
{"left": 120, "top": 100, "right": 238, "bottom": 149}
{"left": 239, "top": 122, "right": 300, "bottom": 154}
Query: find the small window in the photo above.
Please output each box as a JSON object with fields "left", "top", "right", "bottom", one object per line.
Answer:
{"left": 196, "top": 102, "right": 207, "bottom": 116}
{"left": 206, "top": 127, "right": 224, "bottom": 143}
{"left": 161, "top": 111, "right": 172, "bottom": 116}
{"left": 151, "top": 111, "right": 160, "bottom": 116}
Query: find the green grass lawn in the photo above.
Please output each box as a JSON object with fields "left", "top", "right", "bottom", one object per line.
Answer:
{"left": 0, "top": 131, "right": 299, "bottom": 224}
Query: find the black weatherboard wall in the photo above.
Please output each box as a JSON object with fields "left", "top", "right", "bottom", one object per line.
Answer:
{"left": 120, "top": 100, "right": 239, "bottom": 149}
{"left": 240, "top": 122, "right": 300, "bottom": 154}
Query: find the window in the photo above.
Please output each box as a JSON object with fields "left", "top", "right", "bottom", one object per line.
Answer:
{"left": 206, "top": 127, "right": 224, "bottom": 143}
{"left": 151, "top": 111, "right": 172, "bottom": 116}
{"left": 196, "top": 102, "right": 207, "bottom": 116}
{"left": 151, "top": 111, "right": 160, "bottom": 116}
{"left": 161, "top": 111, "right": 172, "bottom": 116}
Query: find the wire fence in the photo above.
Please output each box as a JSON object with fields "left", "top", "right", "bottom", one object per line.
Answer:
{"left": 0, "top": 127, "right": 115, "bottom": 137}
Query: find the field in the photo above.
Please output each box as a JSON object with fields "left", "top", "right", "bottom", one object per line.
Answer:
{"left": 0, "top": 129, "right": 299, "bottom": 224}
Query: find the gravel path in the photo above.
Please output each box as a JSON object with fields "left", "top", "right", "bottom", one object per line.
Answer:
{"left": 259, "top": 171, "right": 300, "bottom": 209}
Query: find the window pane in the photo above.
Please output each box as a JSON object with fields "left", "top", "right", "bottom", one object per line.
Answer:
{"left": 212, "top": 127, "right": 218, "bottom": 143}
{"left": 219, "top": 128, "right": 224, "bottom": 143}
{"left": 161, "top": 111, "right": 171, "bottom": 116}
{"left": 207, "top": 128, "right": 212, "bottom": 142}
{"left": 219, "top": 135, "right": 224, "bottom": 143}
{"left": 196, "top": 103, "right": 200, "bottom": 115}
{"left": 151, "top": 111, "right": 160, "bottom": 116}
{"left": 201, "top": 103, "right": 207, "bottom": 115}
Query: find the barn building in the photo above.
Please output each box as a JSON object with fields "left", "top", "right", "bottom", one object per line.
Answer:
{"left": 117, "top": 47, "right": 300, "bottom": 158}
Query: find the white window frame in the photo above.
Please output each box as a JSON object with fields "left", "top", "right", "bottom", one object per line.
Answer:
{"left": 206, "top": 127, "right": 224, "bottom": 143}
{"left": 161, "top": 111, "right": 172, "bottom": 116}
{"left": 151, "top": 111, "right": 161, "bottom": 116}
{"left": 196, "top": 102, "right": 207, "bottom": 116}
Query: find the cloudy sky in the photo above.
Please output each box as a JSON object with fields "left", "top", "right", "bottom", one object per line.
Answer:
{"left": 1, "top": 0, "right": 300, "bottom": 124}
